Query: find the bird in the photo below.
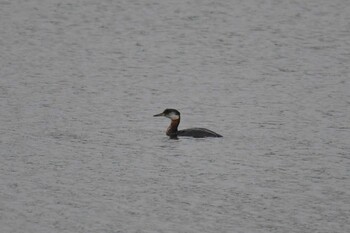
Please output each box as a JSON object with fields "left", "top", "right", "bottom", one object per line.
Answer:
{"left": 154, "top": 108, "right": 222, "bottom": 139}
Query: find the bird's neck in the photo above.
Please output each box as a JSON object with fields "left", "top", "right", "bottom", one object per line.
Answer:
{"left": 166, "top": 118, "right": 180, "bottom": 137}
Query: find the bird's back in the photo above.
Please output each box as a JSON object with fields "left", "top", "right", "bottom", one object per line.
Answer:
{"left": 177, "top": 128, "right": 222, "bottom": 138}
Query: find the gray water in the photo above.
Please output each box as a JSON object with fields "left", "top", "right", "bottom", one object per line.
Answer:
{"left": 1, "top": 0, "right": 349, "bottom": 232}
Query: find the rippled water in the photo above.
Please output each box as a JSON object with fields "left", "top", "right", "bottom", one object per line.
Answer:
{"left": 1, "top": 0, "right": 349, "bottom": 232}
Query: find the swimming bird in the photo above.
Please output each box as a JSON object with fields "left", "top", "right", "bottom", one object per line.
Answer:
{"left": 154, "top": 108, "right": 223, "bottom": 139}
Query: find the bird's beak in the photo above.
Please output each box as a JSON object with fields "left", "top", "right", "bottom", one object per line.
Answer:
{"left": 153, "top": 112, "right": 164, "bottom": 117}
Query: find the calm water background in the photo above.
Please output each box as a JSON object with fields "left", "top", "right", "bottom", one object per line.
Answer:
{"left": 1, "top": 0, "right": 349, "bottom": 232}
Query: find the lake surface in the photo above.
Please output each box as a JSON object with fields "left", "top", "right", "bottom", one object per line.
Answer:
{"left": 1, "top": 0, "right": 349, "bottom": 232}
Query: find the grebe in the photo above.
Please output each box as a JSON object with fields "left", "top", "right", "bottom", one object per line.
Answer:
{"left": 154, "top": 108, "right": 223, "bottom": 139}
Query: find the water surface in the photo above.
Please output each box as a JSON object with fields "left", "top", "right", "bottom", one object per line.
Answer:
{"left": 1, "top": 0, "right": 349, "bottom": 232}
